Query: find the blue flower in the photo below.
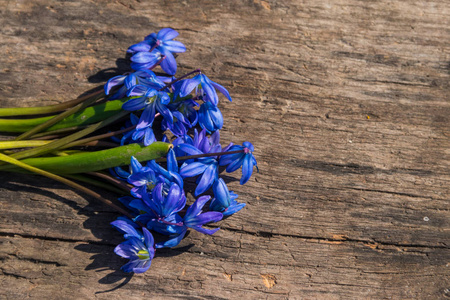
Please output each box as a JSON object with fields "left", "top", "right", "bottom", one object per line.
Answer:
{"left": 144, "top": 28, "right": 186, "bottom": 53}
{"left": 179, "top": 74, "right": 232, "bottom": 106}
{"left": 111, "top": 218, "right": 141, "bottom": 240}
{"left": 104, "top": 73, "right": 137, "bottom": 100}
{"left": 177, "top": 130, "right": 226, "bottom": 196}
{"left": 175, "top": 129, "right": 225, "bottom": 157}
{"left": 104, "top": 70, "right": 165, "bottom": 100}
{"left": 127, "top": 156, "right": 158, "bottom": 198}
{"left": 143, "top": 182, "right": 186, "bottom": 220}
{"left": 128, "top": 28, "right": 186, "bottom": 76}
{"left": 155, "top": 195, "right": 223, "bottom": 248}
{"left": 122, "top": 85, "right": 173, "bottom": 129}
{"left": 219, "top": 141, "right": 258, "bottom": 185}
{"left": 198, "top": 102, "right": 223, "bottom": 133}
{"left": 177, "top": 99, "right": 199, "bottom": 126}
{"left": 180, "top": 157, "right": 218, "bottom": 196}
{"left": 183, "top": 195, "right": 223, "bottom": 234}
{"left": 121, "top": 114, "right": 156, "bottom": 146}
{"left": 162, "top": 111, "right": 191, "bottom": 137}
{"left": 162, "top": 98, "right": 199, "bottom": 137}
{"left": 147, "top": 148, "right": 184, "bottom": 189}
{"left": 210, "top": 178, "right": 246, "bottom": 216}
{"left": 114, "top": 227, "right": 155, "bottom": 273}
{"left": 130, "top": 49, "right": 165, "bottom": 72}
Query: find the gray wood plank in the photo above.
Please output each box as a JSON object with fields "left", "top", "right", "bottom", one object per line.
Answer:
{"left": 0, "top": 0, "right": 449, "bottom": 299}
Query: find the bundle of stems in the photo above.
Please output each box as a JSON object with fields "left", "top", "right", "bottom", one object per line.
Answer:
{"left": 0, "top": 90, "right": 170, "bottom": 218}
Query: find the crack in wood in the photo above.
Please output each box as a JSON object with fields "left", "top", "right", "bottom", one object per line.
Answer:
{"left": 216, "top": 226, "right": 450, "bottom": 250}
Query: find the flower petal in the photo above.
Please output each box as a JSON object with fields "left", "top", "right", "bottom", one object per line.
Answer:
{"left": 226, "top": 155, "right": 245, "bottom": 173}
{"left": 155, "top": 229, "right": 187, "bottom": 248}
{"left": 212, "top": 178, "right": 231, "bottom": 208}
{"left": 122, "top": 97, "right": 146, "bottom": 111}
{"left": 131, "top": 51, "right": 159, "bottom": 64}
{"left": 191, "top": 226, "right": 220, "bottom": 235}
{"left": 179, "top": 78, "right": 201, "bottom": 97}
{"left": 160, "top": 50, "right": 177, "bottom": 75}
{"left": 142, "top": 227, "right": 155, "bottom": 250}
{"left": 163, "top": 40, "right": 186, "bottom": 53}
{"left": 157, "top": 28, "right": 179, "bottom": 41}
{"left": 127, "top": 42, "right": 151, "bottom": 54}
{"left": 137, "top": 105, "right": 156, "bottom": 129}
{"left": 143, "top": 127, "right": 156, "bottom": 146}
{"left": 178, "top": 143, "right": 204, "bottom": 155}
{"left": 211, "top": 81, "right": 232, "bottom": 102}
{"left": 195, "top": 163, "right": 217, "bottom": 195}
{"left": 219, "top": 152, "right": 243, "bottom": 167}
{"left": 105, "top": 75, "right": 125, "bottom": 95}
{"left": 179, "top": 161, "right": 208, "bottom": 177}
{"left": 184, "top": 195, "right": 211, "bottom": 220}
{"left": 186, "top": 211, "right": 223, "bottom": 227}
{"left": 240, "top": 154, "right": 254, "bottom": 185}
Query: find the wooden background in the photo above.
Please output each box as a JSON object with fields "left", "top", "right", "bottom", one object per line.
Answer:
{"left": 0, "top": 0, "right": 449, "bottom": 299}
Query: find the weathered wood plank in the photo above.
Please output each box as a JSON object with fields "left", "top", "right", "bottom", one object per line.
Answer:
{"left": 0, "top": 0, "right": 449, "bottom": 299}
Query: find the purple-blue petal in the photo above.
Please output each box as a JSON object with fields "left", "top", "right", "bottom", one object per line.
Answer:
{"left": 211, "top": 81, "right": 232, "bottom": 102}
{"left": 167, "top": 149, "right": 178, "bottom": 173}
{"left": 155, "top": 229, "right": 187, "bottom": 248}
{"left": 212, "top": 178, "right": 231, "bottom": 208}
{"left": 223, "top": 202, "right": 246, "bottom": 216}
{"left": 179, "top": 78, "right": 201, "bottom": 97}
{"left": 111, "top": 220, "right": 141, "bottom": 239}
{"left": 155, "top": 100, "right": 173, "bottom": 124}
{"left": 191, "top": 226, "right": 220, "bottom": 235}
{"left": 142, "top": 227, "right": 154, "bottom": 249}
{"left": 130, "top": 156, "right": 143, "bottom": 174}
{"left": 195, "top": 163, "right": 217, "bottom": 196}
{"left": 137, "top": 105, "right": 156, "bottom": 129}
{"left": 114, "top": 243, "right": 135, "bottom": 259}
{"left": 122, "top": 97, "right": 146, "bottom": 111}
{"left": 127, "top": 84, "right": 148, "bottom": 97}
{"left": 179, "top": 162, "right": 208, "bottom": 177}
{"left": 185, "top": 195, "right": 211, "bottom": 220}
{"left": 219, "top": 152, "right": 243, "bottom": 167}
{"left": 226, "top": 156, "right": 245, "bottom": 173}
{"left": 105, "top": 75, "right": 126, "bottom": 95}
{"left": 131, "top": 51, "right": 160, "bottom": 64}
{"left": 185, "top": 211, "right": 223, "bottom": 227}
{"left": 163, "top": 40, "right": 186, "bottom": 53}
{"left": 178, "top": 143, "right": 204, "bottom": 155}
{"left": 127, "top": 42, "right": 151, "bottom": 54}
{"left": 143, "top": 127, "right": 156, "bottom": 146}
{"left": 201, "top": 77, "right": 219, "bottom": 105}
{"left": 240, "top": 154, "right": 254, "bottom": 185}
{"left": 157, "top": 28, "right": 179, "bottom": 41}
{"left": 160, "top": 50, "right": 177, "bottom": 75}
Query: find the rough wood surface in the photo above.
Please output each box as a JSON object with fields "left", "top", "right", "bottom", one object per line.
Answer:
{"left": 0, "top": 0, "right": 449, "bottom": 299}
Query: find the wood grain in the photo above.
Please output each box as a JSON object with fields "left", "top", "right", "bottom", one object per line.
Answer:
{"left": 0, "top": 0, "right": 449, "bottom": 299}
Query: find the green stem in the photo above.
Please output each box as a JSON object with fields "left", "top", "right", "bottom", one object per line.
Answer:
{"left": 31, "top": 126, "right": 88, "bottom": 139}
{"left": 0, "top": 89, "right": 104, "bottom": 117}
{"left": 62, "top": 125, "right": 136, "bottom": 149}
{"left": 0, "top": 140, "right": 51, "bottom": 150}
{"left": 0, "top": 139, "right": 119, "bottom": 150}
{"left": 8, "top": 110, "right": 130, "bottom": 161}
{"left": 0, "top": 142, "right": 171, "bottom": 173}
{"left": 0, "top": 152, "right": 135, "bottom": 220}
{"left": 15, "top": 91, "right": 105, "bottom": 140}
{"left": 0, "top": 99, "right": 126, "bottom": 134}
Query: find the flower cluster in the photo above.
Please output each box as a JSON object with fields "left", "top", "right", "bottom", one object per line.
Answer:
{"left": 109, "top": 28, "right": 258, "bottom": 273}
